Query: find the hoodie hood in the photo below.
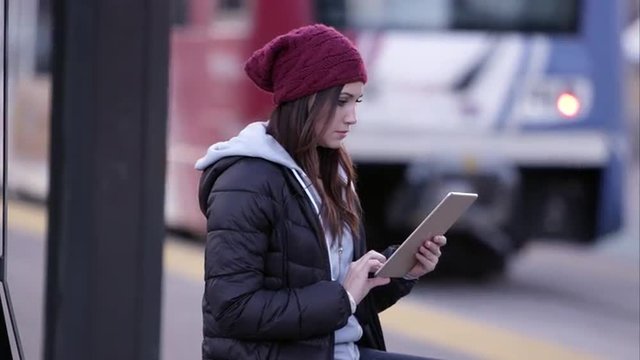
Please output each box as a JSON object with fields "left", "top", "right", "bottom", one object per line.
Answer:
{"left": 195, "top": 121, "right": 303, "bottom": 173}
{"left": 196, "top": 121, "right": 352, "bottom": 277}
{"left": 195, "top": 121, "right": 321, "bottom": 216}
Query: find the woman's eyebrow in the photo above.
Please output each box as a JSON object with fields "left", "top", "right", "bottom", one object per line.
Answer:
{"left": 340, "top": 92, "right": 363, "bottom": 98}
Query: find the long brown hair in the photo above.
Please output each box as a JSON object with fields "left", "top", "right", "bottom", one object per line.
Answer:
{"left": 267, "top": 85, "right": 361, "bottom": 241}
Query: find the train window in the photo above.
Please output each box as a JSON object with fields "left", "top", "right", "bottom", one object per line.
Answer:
{"left": 210, "top": 0, "right": 252, "bottom": 34}
{"left": 316, "top": 0, "right": 580, "bottom": 33}
{"left": 219, "top": 0, "right": 243, "bottom": 11}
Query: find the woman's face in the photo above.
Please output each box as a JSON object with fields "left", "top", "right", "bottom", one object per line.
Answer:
{"left": 318, "top": 82, "right": 364, "bottom": 149}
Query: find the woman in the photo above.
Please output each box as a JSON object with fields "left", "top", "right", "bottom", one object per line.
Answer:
{"left": 196, "top": 24, "right": 447, "bottom": 360}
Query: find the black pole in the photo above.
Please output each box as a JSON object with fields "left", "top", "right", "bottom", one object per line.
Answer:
{"left": 44, "top": 0, "right": 170, "bottom": 359}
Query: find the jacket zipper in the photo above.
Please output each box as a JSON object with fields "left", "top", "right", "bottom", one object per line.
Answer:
{"left": 289, "top": 169, "right": 344, "bottom": 358}
{"left": 290, "top": 169, "right": 333, "bottom": 280}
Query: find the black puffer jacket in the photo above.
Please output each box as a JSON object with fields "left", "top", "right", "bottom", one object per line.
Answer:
{"left": 198, "top": 156, "right": 416, "bottom": 360}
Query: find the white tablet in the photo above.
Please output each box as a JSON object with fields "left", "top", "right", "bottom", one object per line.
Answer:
{"left": 374, "top": 192, "right": 478, "bottom": 278}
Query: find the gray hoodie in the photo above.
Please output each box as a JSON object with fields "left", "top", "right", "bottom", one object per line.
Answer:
{"left": 195, "top": 122, "right": 362, "bottom": 360}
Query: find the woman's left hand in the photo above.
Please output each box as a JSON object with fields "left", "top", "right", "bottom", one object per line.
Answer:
{"left": 405, "top": 235, "right": 447, "bottom": 279}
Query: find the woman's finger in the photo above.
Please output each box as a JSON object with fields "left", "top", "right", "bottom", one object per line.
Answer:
{"left": 362, "top": 250, "right": 387, "bottom": 263}
{"left": 368, "top": 276, "right": 391, "bottom": 288}
{"left": 363, "top": 259, "right": 385, "bottom": 272}
{"left": 428, "top": 245, "right": 442, "bottom": 258}
{"left": 421, "top": 248, "right": 439, "bottom": 262}
{"left": 352, "top": 251, "right": 386, "bottom": 272}
{"left": 415, "top": 252, "right": 430, "bottom": 266}
{"left": 421, "top": 243, "right": 441, "bottom": 258}
{"left": 433, "top": 235, "right": 447, "bottom": 246}
{"left": 427, "top": 241, "right": 443, "bottom": 255}
{"left": 418, "top": 245, "right": 433, "bottom": 258}
{"left": 416, "top": 252, "right": 436, "bottom": 271}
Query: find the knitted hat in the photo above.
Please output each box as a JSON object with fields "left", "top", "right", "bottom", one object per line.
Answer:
{"left": 244, "top": 24, "right": 367, "bottom": 104}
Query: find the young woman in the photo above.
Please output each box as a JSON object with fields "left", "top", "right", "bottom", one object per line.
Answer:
{"left": 196, "top": 24, "right": 447, "bottom": 360}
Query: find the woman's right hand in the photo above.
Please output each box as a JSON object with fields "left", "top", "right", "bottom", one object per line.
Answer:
{"left": 342, "top": 250, "right": 391, "bottom": 305}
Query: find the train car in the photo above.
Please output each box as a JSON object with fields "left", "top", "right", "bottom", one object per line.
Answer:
{"left": 10, "top": 0, "right": 629, "bottom": 277}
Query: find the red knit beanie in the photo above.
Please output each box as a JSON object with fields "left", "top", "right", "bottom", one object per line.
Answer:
{"left": 244, "top": 24, "right": 367, "bottom": 104}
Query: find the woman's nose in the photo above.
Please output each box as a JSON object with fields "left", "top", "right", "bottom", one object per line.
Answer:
{"left": 345, "top": 109, "right": 357, "bottom": 125}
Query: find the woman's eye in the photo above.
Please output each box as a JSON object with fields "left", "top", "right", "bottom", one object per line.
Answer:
{"left": 338, "top": 99, "right": 348, "bottom": 106}
{"left": 356, "top": 98, "right": 363, "bottom": 103}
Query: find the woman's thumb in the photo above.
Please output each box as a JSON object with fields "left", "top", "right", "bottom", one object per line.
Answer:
{"left": 369, "top": 276, "right": 391, "bottom": 288}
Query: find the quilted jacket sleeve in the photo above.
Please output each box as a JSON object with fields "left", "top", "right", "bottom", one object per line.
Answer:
{"left": 203, "top": 162, "right": 351, "bottom": 341}
{"left": 367, "top": 246, "right": 417, "bottom": 314}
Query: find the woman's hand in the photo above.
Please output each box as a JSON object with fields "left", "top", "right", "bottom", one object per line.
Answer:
{"left": 342, "top": 250, "right": 391, "bottom": 305}
{"left": 405, "top": 235, "right": 447, "bottom": 279}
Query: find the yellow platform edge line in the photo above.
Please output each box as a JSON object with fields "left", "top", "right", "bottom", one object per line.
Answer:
{"left": 5, "top": 199, "right": 603, "bottom": 360}
{"left": 3, "top": 198, "right": 204, "bottom": 279}
{"left": 380, "top": 300, "right": 601, "bottom": 360}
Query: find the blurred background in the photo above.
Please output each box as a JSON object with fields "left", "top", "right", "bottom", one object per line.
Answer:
{"left": 1, "top": 0, "right": 639, "bottom": 359}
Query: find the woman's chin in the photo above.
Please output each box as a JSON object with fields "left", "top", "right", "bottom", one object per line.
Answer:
{"left": 318, "top": 142, "right": 342, "bottom": 150}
